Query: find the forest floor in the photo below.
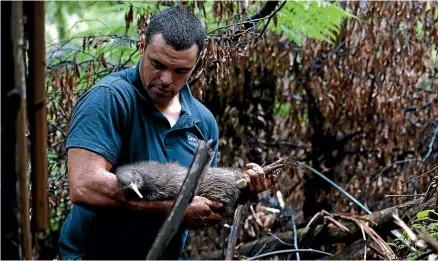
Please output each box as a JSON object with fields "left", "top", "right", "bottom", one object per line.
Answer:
{"left": 186, "top": 167, "right": 438, "bottom": 260}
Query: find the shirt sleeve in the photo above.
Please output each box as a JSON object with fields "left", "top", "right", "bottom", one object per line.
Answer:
{"left": 66, "top": 86, "right": 128, "bottom": 165}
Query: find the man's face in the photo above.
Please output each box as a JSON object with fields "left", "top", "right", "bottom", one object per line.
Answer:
{"left": 138, "top": 33, "right": 199, "bottom": 105}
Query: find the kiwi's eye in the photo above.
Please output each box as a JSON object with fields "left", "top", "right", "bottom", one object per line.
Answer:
{"left": 133, "top": 172, "right": 142, "bottom": 181}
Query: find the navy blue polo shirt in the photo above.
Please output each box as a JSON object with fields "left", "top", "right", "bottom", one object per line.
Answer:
{"left": 58, "top": 61, "right": 219, "bottom": 260}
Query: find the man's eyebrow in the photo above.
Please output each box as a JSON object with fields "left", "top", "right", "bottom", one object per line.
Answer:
{"left": 151, "top": 57, "right": 192, "bottom": 71}
{"left": 151, "top": 58, "right": 165, "bottom": 66}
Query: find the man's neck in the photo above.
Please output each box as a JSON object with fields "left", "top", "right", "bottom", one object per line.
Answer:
{"left": 154, "top": 93, "right": 181, "bottom": 128}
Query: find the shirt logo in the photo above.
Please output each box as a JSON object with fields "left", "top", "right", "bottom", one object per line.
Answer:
{"left": 187, "top": 133, "right": 198, "bottom": 147}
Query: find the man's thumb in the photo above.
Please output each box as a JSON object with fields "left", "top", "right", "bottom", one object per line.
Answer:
{"left": 205, "top": 198, "right": 223, "bottom": 209}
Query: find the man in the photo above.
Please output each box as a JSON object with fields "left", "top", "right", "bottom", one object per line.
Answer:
{"left": 58, "top": 7, "right": 271, "bottom": 260}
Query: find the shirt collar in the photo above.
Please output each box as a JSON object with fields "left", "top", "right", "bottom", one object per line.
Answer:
{"left": 127, "top": 60, "right": 202, "bottom": 123}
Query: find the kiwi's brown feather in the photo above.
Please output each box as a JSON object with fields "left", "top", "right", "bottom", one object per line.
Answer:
{"left": 115, "top": 161, "right": 243, "bottom": 218}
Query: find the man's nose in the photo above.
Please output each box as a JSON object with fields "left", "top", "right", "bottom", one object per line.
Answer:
{"left": 159, "top": 70, "right": 172, "bottom": 86}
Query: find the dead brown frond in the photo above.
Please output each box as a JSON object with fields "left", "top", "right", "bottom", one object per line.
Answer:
{"left": 325, "top": 215, "right": 352, "bottom": 234}
{"left": 339, "top": 215, "right": 398, "bottom": 260}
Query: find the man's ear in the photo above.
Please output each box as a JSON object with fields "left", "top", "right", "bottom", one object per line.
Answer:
{"left": 190, "top": 50, "right": 204, "bottom": 75}
{"left": 138, "top": 34, "right": 146, "bottom": 55}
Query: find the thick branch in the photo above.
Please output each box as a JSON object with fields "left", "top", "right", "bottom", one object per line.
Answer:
{"left": 24, "top": 1, "right": 49, "bottom": 232}
{"left": 245, "top": 1, "right": 280, "bottom": 29}
{"left": 12, "top": 1, "right": 32, "bottom": 259}
{"left": 146, "top": 140, "right": 215, "bottom": 260}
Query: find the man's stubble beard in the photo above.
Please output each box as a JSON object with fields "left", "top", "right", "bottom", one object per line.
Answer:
{"left": 143, "top": 81, "right": 179, "bottom": 105}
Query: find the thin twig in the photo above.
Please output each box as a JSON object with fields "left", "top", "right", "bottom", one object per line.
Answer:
{"left": 332, "top": 214, "right": 377, "bottom": 226}
{"left": 372, "top": 159, "right": 421, "bottom": 182}
{"left": 363, "top": 245, "right": 367, "bottom": 261}
{"left": 385, "top": 193, "right": 426, "bottom": 198}
{"left": 253, "top": 1, "right": 287, "bottom": 44}
{"left": 296, "top": 161, "right": 372, "bottom": 215}
{"left": 297, "top": 161, "right": 409, "bottom": 244}
{"left": 403, "top": 165, "right": 438, "bottom": 186}
{"left": 291, "top": 214, "right": 300, "bottom": 261}
{"left": 304, "top": 211, "right": 323, "bottom": 230}
{"left": 325, "top": 216, "right": 351, "bottom": 233}
{"left": 207, "top": 17, "right": 266, "bottom": 35}
{"left": 266, "top": 232, "right": 294, "bottom": 247}
{"left": 48, "top": 121, "right": 67, "bottom": 138}
{"left": 244, "top": 249, "right": 333, "bottom": 260}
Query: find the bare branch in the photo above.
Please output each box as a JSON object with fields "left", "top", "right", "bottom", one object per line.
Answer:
{"left": 253, "top": 1, "right": 287, "bottom": 44}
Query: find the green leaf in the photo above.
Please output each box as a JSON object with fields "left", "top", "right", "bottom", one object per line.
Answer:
{"left": 411, "top": 223, "right": 425, "bottom": 229}
{"left": 270, "top": 0, "right": 356, "bottom": 45}
{"left": 416, "top": 209, "right": 434, "bottom": 219}
{"left": 428, "top": 223, "right": 438, "bottom": 231}
{"left": 274, "top": 101, "right": 290, "bottom": 117}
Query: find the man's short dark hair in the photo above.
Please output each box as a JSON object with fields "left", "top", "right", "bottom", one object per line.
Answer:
{"left": 145, "top": 7, "right": 207, "bottom": 55}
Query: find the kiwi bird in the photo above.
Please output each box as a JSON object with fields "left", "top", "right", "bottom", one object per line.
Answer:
{"left": 115, "top": 157, "right": 293, "bottom": 219}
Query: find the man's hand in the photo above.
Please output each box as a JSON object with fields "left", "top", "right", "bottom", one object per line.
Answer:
{"left": 182, "top": 196, "right": 223, "bottom": 229}
{"left": 242, "top": 163, "right": 272, "bottom": 197}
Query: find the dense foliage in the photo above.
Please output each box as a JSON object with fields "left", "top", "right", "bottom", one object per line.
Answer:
{"left": 38, "top": 0, "right": 437, "bottom": 259}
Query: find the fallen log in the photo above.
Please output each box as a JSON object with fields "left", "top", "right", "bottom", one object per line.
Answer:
{"left": 194, "top": 198, "right": 423, "bottom": 260}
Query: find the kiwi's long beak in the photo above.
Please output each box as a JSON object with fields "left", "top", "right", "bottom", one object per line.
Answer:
{"left": 129, "top": 182, "right": 143, "bottom": 198}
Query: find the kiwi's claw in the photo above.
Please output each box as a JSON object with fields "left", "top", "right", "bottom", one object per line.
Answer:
{"left": 235, "top": 179, "right": 247, "bottom": 189}
{"left": 130, "top": 182, "right": 143, "bottom": 198}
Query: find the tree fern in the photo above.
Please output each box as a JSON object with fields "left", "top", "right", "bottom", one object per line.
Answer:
{"left": 44, "top": 0, "right": 357, "bottom": 73}
{"left": 269, "top": 0, "right": 357, "bottom": 45}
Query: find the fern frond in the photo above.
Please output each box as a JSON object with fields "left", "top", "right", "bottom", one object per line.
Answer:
{"left": 269, "top": 0, "right": 357, "bottom": 45}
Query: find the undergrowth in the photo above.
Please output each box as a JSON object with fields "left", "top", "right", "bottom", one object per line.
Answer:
{"left": 390, "top": 209, "right": 438, "bottom": 260}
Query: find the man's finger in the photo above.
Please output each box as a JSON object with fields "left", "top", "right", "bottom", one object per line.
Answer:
{"left": 245, "top": 163, "right": 257, "bottom": 171}
{"left": 203, "top": 208, "right": 212, "bottom": 216}
{"left": 243, "top": 174, "right": 253, "bottom": 191}
{"left": 245, "top": 163, "right": 263, "bottom": 173}
{"left": 258, "top": 171, "right": 268, "bottom": 191}
{"left": 244, "top": 169, "right": 259, "bottom": 189}
{"left": 205, "top": 212, "right": 223, "bottom": 224}
{"left": 248, "top": 170, "right": 260, "bottom": 191}
{"left": 253, "top": 164, "right": 266, "bottom": 191}
{"left": 192, "top": 195, "right": 202, "bottom": 202}
{"left": 245, "top": 163, "right": 265, "bottom": 190}
{"left": 245, "top": 169, "right": 257, "bottom": 179}
{"left": 201, "top": 197, "right": 223, "bottom": 210}
{"left": 255, "top": 165, "right": 265, "bottom": 175}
